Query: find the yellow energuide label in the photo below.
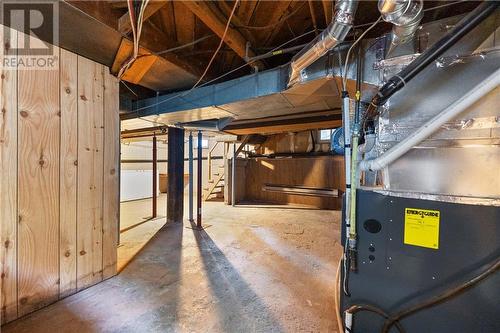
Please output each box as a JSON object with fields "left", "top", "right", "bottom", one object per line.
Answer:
{"left": 404, "top": 208, "right": 440, "bottom": 249}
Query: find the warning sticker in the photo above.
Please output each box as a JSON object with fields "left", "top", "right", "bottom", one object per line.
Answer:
{"left": 404, "top": 208, "right": 440, "bottom": 249}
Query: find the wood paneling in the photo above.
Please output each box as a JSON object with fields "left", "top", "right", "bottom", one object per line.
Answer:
{"left": 77, "top": 57, "right": 104, "bottom": 290}
{"left": 244, "top": 156, "right": 345, "bottom": 210}
{"left": 102, "top": 70, "right": 119, "bottom": 279}
{"left": 59, "top": 49, "right": 78, "bottom": 298}
{"left": 0, "top": 28, "right": 18, "bottom": 324}
{"left": 17, "top": 34, "right": 60, "bottom": 316}
{"left": 0, "top": 30, "right": 119, "bottom": 324}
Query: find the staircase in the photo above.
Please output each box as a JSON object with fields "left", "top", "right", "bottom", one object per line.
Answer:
{"left": 203, "top": 164, "right": 225, "bottom": 200}
{"left": 203, "top": 135, "right": 250, "bottom": 201}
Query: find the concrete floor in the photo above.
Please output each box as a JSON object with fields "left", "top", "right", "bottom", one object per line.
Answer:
{"left": 3, "top": 199, "right": 342, "bottom": 333}
{"left": 117, "top": 195, "right": 169, "bottom": 271}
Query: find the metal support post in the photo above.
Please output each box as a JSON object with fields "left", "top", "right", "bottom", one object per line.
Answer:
{"left": 231, "top": 142, "right": 236, "bottom": 207}
{"left": 197, "top": 131, "right": 202, "bottom": 228}
{"left": 188, "top": 132, "right": 194, "bottom": 222}
{"left": 152, "top": 134, "right": 157, "bottom": 218}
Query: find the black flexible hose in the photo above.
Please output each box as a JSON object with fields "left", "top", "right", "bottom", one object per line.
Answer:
{"left": 381, "top": 258, "right": 500, "bottom": 333}
{"left": 365, "top": 1, "right": 499, "bottom": 120}
{"left": 345, "top": 304, "right": 406, "bottom": 333}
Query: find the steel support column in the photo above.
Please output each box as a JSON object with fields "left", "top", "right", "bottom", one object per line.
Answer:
{"left": 167, "top": 127, "right": 185, "bottom": 223}
{"left": 152, "top": 134, "right": 157, "bottom": 218}
{"left": 196, "top": 131, "right": 202, "bottom": 228}
{"left": 188, "top": 132, "right": 194, "bottom": 222}
{"left": 232, "top": 143, "right": 236, "bottom": 207}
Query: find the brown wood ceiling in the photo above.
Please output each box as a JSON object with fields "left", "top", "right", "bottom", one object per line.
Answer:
{"left": 68, "top": 0, "right": 480, "bottom": 97}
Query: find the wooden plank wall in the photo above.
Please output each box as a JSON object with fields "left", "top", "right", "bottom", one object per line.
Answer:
{"left": 244, "top": 156, "right": 345, "bottom": 210}
{"left": 0, "top": 28, "right": 18, "bottom": 325}
{"left": 0, "top": 28, "right": 119, "bottom": 324}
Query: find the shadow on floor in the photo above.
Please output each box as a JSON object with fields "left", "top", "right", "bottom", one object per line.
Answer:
{"left": 189, "top": 220, "right": 284, "bottom": 333}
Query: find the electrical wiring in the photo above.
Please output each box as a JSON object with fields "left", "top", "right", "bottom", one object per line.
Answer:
{"left": 344, "top": 304, "right": 406, "bottom": 333}
{"left": 121, "top": 81, "right": 139, "bottom": 98}
{"left": 234, "top": 2, "right": 307, "bottom": 30}
{"left": 118, "top": 0, "right": 150, "bottom": 79}
{"left": 422, "top": 0, "right": 467, "bottom": 12}
{"left": 342, "top": 16, "right": 382, "bottom": 91}
{"left": 153, "top": 34, "right": 216, "bottom": 56}
{"left": 381, "top": 257, "right": 500, "bottom": 333}
{"left": 192, "top": 0, "right": 240, "bottom": 89}
{"left": 118, "top": 0, "right": 138, "bottom": 78}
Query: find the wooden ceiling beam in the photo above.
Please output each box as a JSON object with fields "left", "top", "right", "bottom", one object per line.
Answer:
{"left": 259, "top": 1, "right": 294, "bottom": 46}
{"left": 217, "top": 1, "right": 257, "bottom": 46}
{"left": 138, "top": 21, "right": 207, "bottom": 78}
{"left": 322, "top": 0, "right": 333, "bottom": 26}
{"left": 118, "top": 1, "right": 167, "bottom": 35}
{"left": 181, "top": 1, "right": 265, "bottom": 69}
{"left": 66, "top": 1, "right": 214, "bottom": 85}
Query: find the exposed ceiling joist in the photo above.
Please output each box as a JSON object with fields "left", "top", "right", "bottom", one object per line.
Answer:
{"left": 181, "top": 1, "right": 265, "bottom": 69}
{"left": 139, "top": 21, "right": 205, "bottom": 78}
{"left": 256, "top": 0, "right": 294, "bottom": 46}
{"left": 217, "top": 1, "right": 257, "bottom": 46}
{"left": 118, "top": 1, "right": 167, "bottom": 35}
{"left": 322, "top": 0, "right": 333, "bottom": 26}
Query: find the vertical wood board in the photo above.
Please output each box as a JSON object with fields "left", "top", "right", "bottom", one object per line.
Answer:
{"left": 77, "top": 56, "right": 104, "bottom": 290}
{"left": 59, "top": 49, "right": 78, "bottom": 297}
{"left": 0, "top": 27, "right": 18, "bottom": 324}
{"left": 102, "top": 70, "right": 119, "bottom": 279}
{"left": 17, "top": 34, "right": 60, "bottom": 316}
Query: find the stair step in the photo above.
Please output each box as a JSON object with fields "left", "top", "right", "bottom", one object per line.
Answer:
{"left": 204, "top": 185, "right": 224, "bottom": 191}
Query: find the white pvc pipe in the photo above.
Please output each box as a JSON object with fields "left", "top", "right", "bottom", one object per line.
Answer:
{"left": 360, "top": 67, "right": 500, "bottom": 171}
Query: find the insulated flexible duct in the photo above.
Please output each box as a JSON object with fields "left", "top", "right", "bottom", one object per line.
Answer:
{"left": 379, "top": 0, "right": 423, "bottom": 54}
{"left": 288, "top": 0, "right": 358, "bottom": 85}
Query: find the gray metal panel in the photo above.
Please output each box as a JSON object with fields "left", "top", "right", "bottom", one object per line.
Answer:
{"left": 373, "top": 11, "right": 500, "bottom": 198}
{"left": 342, "top": 190, "right": 500, "bottom": 333}
{"left": 377, "top": 57, "right": 500, "bottom": 144}
{"left": 385, "top": 146, "right": 500, "bottom": 198}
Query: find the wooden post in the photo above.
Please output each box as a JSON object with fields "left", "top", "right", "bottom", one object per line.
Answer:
{"left": 152, "top": 134, "right": 157, "bottom": 218}
{"left": 167, "top": 127, "right": 185, "bottom": 223}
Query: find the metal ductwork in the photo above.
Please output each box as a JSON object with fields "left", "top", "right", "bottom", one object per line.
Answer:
{"left": 178, "top": 117, "right": 234, "bottom": 132}
{"left": 378, "top": 0, "right": 424, "bottom": 54}
{"left": 288, "top": 0, "right": 358, "bottom": 86}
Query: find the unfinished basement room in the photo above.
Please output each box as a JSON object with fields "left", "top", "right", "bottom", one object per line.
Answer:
{"left": 1, "top": 0, "right": 499, "bottom": 332}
